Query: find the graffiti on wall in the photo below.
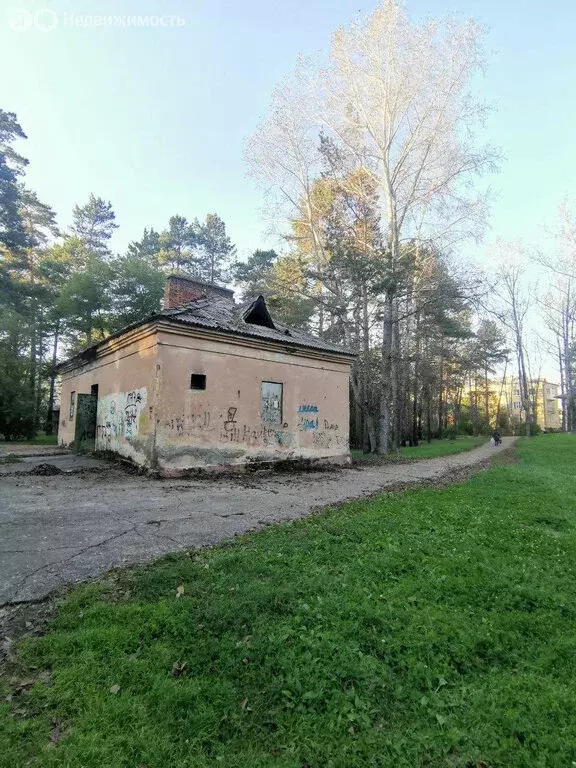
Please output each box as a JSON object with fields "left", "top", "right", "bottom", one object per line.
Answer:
{"left": 124, "top": 389, "right": 145, "bottom": 440}
{"left": 221, "top": 422, "right": 296, "bottom": 447}
{"left": 164, "top": 410, "right": 213, "bottom": 436}
{"left": 161, "top": 402, "right": 345, "bottom": 453}
{"left": 297, "top": 405, "right": 344, "bottom": 447}
{"left": 297, "top": 404, "right": 319, "bottom": 431}
{"left": 220, "top": 406, "right": 295, "bottom": 447}
{"left": 312, "top": 430, "right": 347, "bottom": 449}
{"left": 163, "top": 405, "right": 297, "bottom": 449}
{"left": 96, "top": 388, "right": 148, "bottom": 447}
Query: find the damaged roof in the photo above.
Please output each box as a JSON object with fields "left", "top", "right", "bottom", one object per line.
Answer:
{"left": 57, "top": 293, "right": 355, "bottom": 372}
{"left": 159, "top": 294, "right": 356, "bottom": 357}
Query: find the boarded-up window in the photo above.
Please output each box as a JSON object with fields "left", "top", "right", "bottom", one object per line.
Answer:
{"left": 261, "top": 382, "right": 282, "bottom": 423}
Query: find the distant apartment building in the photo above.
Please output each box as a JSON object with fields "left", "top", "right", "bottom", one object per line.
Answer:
{"left": 499, "top": 377, "right": 561, "bottom": 431}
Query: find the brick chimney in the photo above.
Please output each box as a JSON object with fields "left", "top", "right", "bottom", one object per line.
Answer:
{"left": 163, "top": 274, "right": 234, "bottom": 310}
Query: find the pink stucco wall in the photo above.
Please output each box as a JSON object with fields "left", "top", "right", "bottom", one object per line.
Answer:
{"left": 154, "top": 326, "right": 351, "bottom": 472}
{"left": 59, "top": 322, "right": 352, "bottom": 473}
{"left": 58, "top": 326, "right": 158, "bottom": 466}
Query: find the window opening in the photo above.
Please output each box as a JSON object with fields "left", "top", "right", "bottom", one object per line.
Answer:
{"left": 261, "top": 381, "right": 282, "bottom": 423}
{"left": 191, "top": 374, "right": 207, "bottom": 390}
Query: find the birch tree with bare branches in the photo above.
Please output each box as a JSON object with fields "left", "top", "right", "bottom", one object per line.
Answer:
{"left": 537, "top": 200, "right": 576, "bottom": 431}
{"left": 246, "top": 1, "right": 500, "bottom": 453}
{"left": 246, "top": 0, "right": 498, "bottom": 453}
{"left": 539, "top": 283, "right": 575, "bottom": 431}
{"left": 494, "top": 261, "right": 534, "bottom": 437}
{"left": 316, "top": 3, "right": 497, "bottom": 451}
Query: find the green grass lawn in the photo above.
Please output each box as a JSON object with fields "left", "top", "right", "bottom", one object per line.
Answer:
{"left": 2, "top": 435, "right": 576, "bottom": 767}
{"left": 353, "top": 435, "right": 487, "bottom": 462}
{"left": 0, "top": 434, "right": 58, "bottom": 447}
{"left": 29, "top": 434, "right": 58, "bottom": 445}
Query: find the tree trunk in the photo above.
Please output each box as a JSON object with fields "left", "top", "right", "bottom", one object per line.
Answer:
{"left": 516, "top": 341, "right": 530, "bottom": 437}
{"left": 379, "top": 189, "right": 399, "bottom": 455}
{"left": 557, "top": 338, "right": 566, "bottom": 432}
{"left": 378, "top": 292, "right": 394, "bottom": 454}
{"left": 437, "top": 340, "right": 444, "bottom": 440}
{"left": 34, "top": 310, "right": 44, "bottom": 433}
{"left": 494, "top": 361, "right": 508, "bottom": 431}
{"left": 412, "top": 312, "right": 420, "bottom": 445}
{"left": 562, "top": 305, "right": 575, "bottom": 433}
{"left": 454, "top": 386, "right": 463, "bottom": 436}
{"left": 412, "top": 378, "right": 419, "bottom": 446}
{"left": 29, "top": 293, "right": 37, "bottom": 426}
{"left": 391, "top": 306, "right": 401, "bottom": 452}
{"left": 484, "top": 365, "right": 490, "bottom": 426}
{"left": 475, "top": 376, "right": 481, "bottom": 435}
{"left": 45, "top": 321, "right": 60, "bottom": 434}
{"left": 360, "top": 283, "right": 377, "bottom": 452}
{"left": 350, "top": 373, "right": 377, "bottom": 453}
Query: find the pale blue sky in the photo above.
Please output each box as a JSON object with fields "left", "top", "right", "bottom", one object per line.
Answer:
{"left": 1, "top": 0, "right": 575, "bottom": 262}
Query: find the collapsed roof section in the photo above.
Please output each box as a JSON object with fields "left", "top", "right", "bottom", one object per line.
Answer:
{"left": 161, "top": 293, "right": 354, "bottom": 357}
{"left": 57, "top": 285, "right": 355, "bottom": 373}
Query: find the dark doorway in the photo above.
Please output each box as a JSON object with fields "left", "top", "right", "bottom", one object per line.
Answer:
{"left": 74, "top": 388, "right": 98, "bottom": 451}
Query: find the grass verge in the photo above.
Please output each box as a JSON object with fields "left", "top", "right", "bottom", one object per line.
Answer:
{"left": 353, "top": 435, "right": 487, "bottom": 462}
{"left": 1, "top": 435, "right": 575, "bottom": 767}
{"left": 0, "top": 434, "right": 58, "bottom": 447}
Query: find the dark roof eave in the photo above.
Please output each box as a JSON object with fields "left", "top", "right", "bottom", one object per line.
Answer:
{"left": 55, "top": 315, "right": 159, "bottom": 372}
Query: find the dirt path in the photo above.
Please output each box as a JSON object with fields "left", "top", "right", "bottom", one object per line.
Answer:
{"left": 0, "top": 438, "right": 515, "bottom": 604}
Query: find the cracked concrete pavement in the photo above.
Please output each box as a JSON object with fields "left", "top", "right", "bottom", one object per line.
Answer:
{"left": 0, "top": 438, "right": 515, "bottom": 604}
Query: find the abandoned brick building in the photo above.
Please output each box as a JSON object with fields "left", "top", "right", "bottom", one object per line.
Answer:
{"left": 57, "top": 275, "right": 355, "bottom": 474}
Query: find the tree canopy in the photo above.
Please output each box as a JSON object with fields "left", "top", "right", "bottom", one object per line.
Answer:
{"left": 0, "top": 110, "right": 238, "bottom": 438}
